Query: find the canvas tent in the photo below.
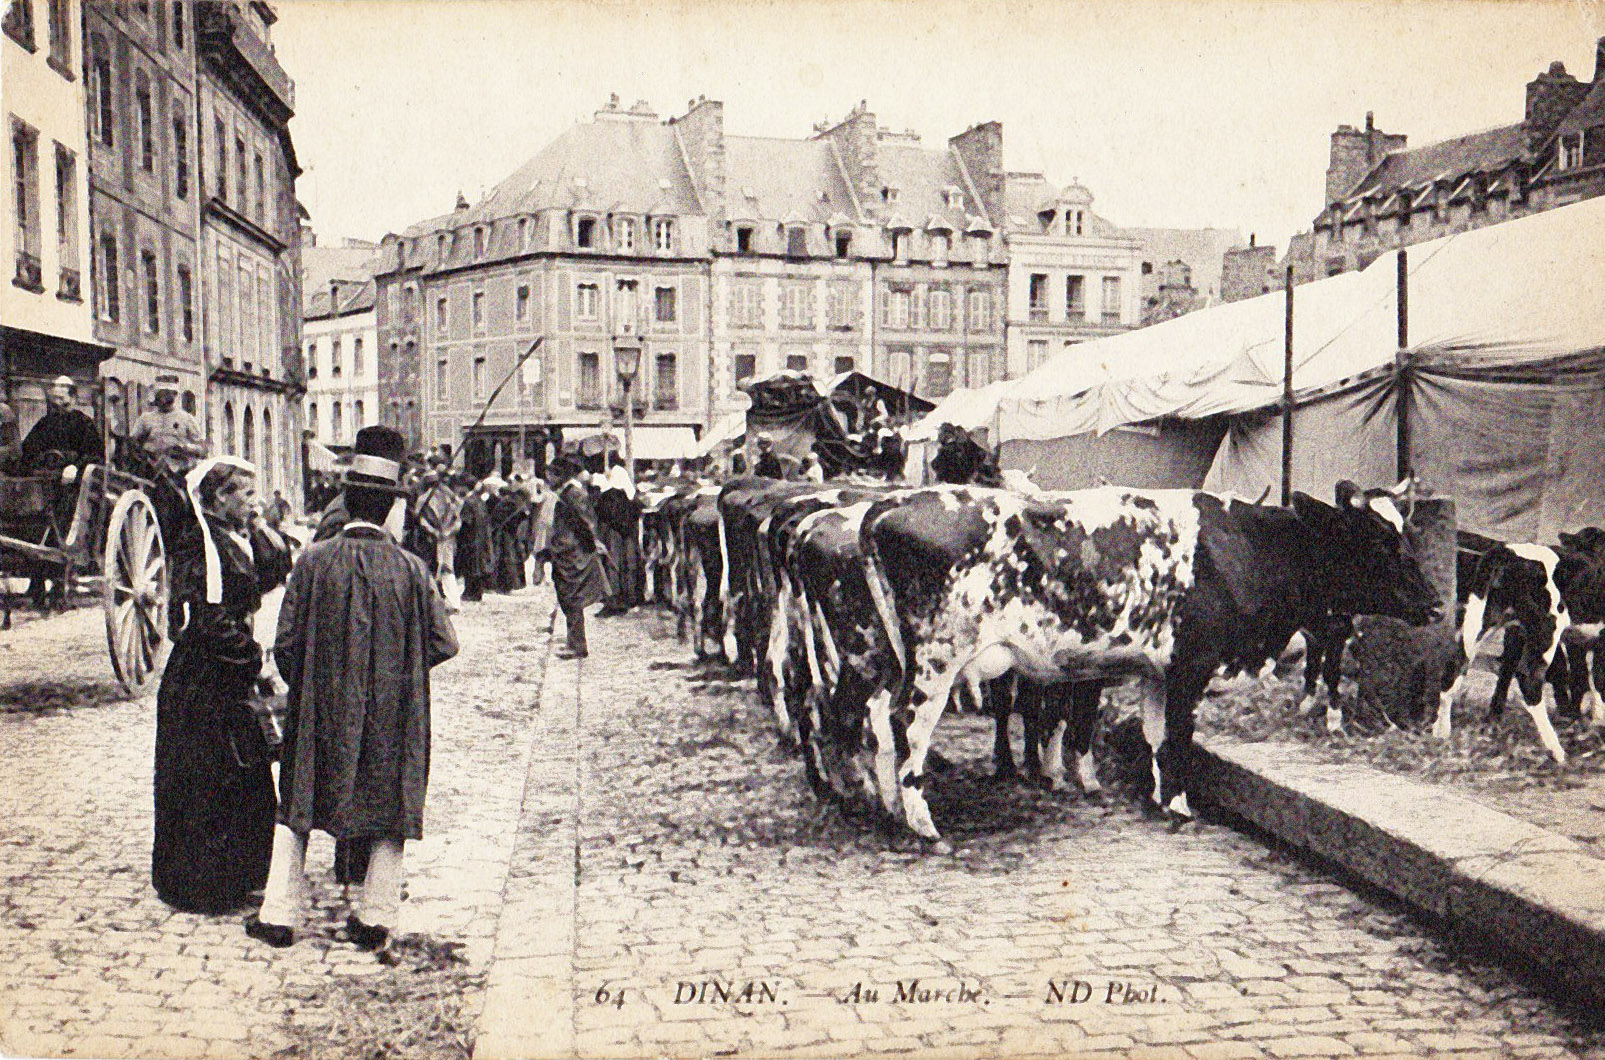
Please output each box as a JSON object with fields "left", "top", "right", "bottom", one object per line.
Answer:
{"left": 995, "top": 195, "right": 1605, "bottom": 543}
{"left": 740, "top": 369, "right": 933, "bottom": 475}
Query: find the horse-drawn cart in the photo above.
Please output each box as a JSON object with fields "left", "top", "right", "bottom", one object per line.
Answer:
{"left": 0, "top": 458, "right": 171, "bottom": 694}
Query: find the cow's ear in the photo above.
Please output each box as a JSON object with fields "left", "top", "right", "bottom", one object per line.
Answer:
{"left": 1558, "top": 531, "right": 1581, "bottom": 553}
{"left": 1334, "top": 481, "right": 1365, "bottom": 509}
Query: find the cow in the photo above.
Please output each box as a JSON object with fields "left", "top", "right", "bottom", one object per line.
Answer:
{"left": 1432, "top": 539, "right": 1580, "bottom": 760}
{"left": 716, "top": 478, "right": 820, "bottom": 673}
{"left": 860, "top": 482, "right": 1440, "bottom": 841}
{"left": 675, "top": 486, "right": 725, "bottom": 659}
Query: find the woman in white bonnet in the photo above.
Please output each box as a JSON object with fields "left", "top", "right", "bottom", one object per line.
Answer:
{"left": 151, "top": 457, "right": 289, "bottom": 913}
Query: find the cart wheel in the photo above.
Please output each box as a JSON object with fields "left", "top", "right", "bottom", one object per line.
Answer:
{"left": 104, "top": 490, "right": 170, "bottom": 695}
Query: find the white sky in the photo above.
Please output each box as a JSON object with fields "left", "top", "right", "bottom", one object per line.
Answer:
{"left": 272, "top": 0, "right": 1605, "bottom": 253}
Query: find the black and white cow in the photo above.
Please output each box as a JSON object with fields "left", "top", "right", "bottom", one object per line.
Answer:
{"left": 860, "top": 484, "right": 1440, "bottom": 840}
{"left": 676, "top": 486, "right": 726, "bottom": 658}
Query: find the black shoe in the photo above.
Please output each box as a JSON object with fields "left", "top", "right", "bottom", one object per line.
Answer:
{"left": 244, "top": 915, "right": 293, "bottom": 948}
{"left": 556, "top": 647, "right": 588, "bottom": 660}
{"left": 346, "top": 914, "right": 389, "bottom": 952}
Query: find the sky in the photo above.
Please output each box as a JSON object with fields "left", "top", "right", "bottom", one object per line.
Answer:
{"left": 272, "top": 0, "right": 1605, "bottom": 253}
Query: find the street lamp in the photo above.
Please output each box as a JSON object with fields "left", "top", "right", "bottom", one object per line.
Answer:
{"left": 615, "top": 346, "right": 640, "bottom": 486}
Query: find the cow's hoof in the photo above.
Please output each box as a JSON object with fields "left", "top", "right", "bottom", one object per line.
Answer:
{"left": 1324, "top": 708, "right": 1346, "bottom": 735}
{"left": 1166, "top": 793, "right": 1193, "bottom": 819}
{"left": 929, "top": 838, "right": 954, "bottom": 856}
{"left": 1295, "top": 693, "right": 1320, "bottom": 717}
{"left": 1431, "top": 718, "right": 1452, "bottom": 740}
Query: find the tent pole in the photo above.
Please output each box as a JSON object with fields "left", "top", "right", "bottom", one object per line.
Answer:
{"left": 1396, "top": 249, "right": 1411, "bottom": 482}
{"left": 1281, "top": 264, "right": 1295, "bottom": 506}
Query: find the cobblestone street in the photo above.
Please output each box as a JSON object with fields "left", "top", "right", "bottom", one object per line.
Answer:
{"left": 0, "top": 588, "right": 550, "bottom": 1059}
{"left": 5, "top": 588, "right": 1605, "bottom": 1058}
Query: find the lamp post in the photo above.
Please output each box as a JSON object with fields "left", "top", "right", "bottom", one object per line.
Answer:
{"left": 615, "top": 345, "right": 640, "bottom": 486}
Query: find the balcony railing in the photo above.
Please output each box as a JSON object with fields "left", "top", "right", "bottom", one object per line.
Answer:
{"left": 1028, "top": 306, "right": 1048, "bottom": 324}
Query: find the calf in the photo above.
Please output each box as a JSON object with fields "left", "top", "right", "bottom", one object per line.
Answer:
{"left": 862, "top": 483, "right": 1439, "bottom": 840}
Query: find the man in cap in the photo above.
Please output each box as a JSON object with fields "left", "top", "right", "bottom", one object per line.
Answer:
{"left": 249, "top": 425, "right": 458, "bottom": 951}
{"left": 130, "top": 376, "right": 207, "bottom": 478}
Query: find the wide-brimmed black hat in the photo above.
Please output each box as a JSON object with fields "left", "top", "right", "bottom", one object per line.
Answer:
{"left": 548, "top": 454, "right": 584, "bottom": 479}
{"left": 343, "top": 425, "right": 409, "bottom": 495}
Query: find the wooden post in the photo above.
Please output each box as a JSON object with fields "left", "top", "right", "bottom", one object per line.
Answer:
{"left": 1281, "top": 264, "right": 1295, "bottom": 506}
{"left": 1395, "top": 249, "right": 1410, "bottom": 482}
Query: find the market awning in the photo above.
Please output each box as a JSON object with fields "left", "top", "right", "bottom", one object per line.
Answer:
{"left": 696, "top": 411, "right": 747, "bottom": 456}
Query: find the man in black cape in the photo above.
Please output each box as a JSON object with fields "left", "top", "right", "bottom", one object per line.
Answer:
{"left": 544, "top": 455, "right": 608, "bottom": 659}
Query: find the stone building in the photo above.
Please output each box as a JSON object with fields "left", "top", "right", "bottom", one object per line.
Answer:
{"left": 192, "top": 0, "right": 302, "bottom": 499}
{"left": 1289, "top": 37, "right": 1605, "bottom": 283}
{"left": 301, "top": 255, "right": 377, "bottom": 448}
{"left": 1220, "top": 236, "right": 1280, "bottom": 303}
{"left": 4, "top": 0, "right": 109, "bottom": 429}
{"left": 1122, "top": 226, "right": 1242, "bottom": 324}
{"left": 80, "top": 0, "right": 206, "bottom": 431}
{"left": 1003, "top": 175, "right": 1141, "bottom": 376}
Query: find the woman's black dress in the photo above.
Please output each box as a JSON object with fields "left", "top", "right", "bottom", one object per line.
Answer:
{"left": 151, "top": 521, "right": 286, "bottom": 913}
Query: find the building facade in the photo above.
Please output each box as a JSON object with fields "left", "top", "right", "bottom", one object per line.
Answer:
{"left": 193, "top": 0, "right": 302, "bottom": 499}
{"left": 1003, "top": 175, "right": 1141, "bottom": 377}
{"left": 1288, "top": 37, "right": 1605, "bottom": 284}
{"left": 4, "top": 0, "right": 108, "bottom": 431}
{"left": 80, "top": 0, "right": 205, "bottom": 435}
{"left": 301, "top": 274, "right": 376, "bottom": 448}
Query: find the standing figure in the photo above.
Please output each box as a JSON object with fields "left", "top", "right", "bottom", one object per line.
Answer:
{"left": 248, "top": 426, "right": 458, "bottom": 951}
{"left": 152, "top": 456, "right": 289, "bottom": 913}
{"left": 545, "top": 455, "right": 608, "bottom": 659}
{"left": 596, "top": 455, "right": 642, "bottom": 615}
{"left": 19, "top": 376, "right": 105, "bottom": 605}
{"left": 752, "top": 433, "right": 784, "bottom": 479}
{"left": 490, "top": 478, "right": 531, "bottom": 593}
{"left": 455, "top": 477, "right": 495, "bottom": 603}
{"left": 416, "top": 470, "right": 463, "bottom": 606}
{"left": 129, "top": 375, "right": 209, "bottom": 551}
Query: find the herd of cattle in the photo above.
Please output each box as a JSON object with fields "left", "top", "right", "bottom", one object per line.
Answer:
{"left": 626, "top": 473, "right": 1605, "bottom": 842}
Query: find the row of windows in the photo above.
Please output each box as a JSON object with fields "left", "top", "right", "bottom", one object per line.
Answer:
{"left": 3, "top": 0, "right": 74, "bottom": 70}
{"left": 305, "top": 396, "right": 371, "bottom": 445}
{"left": 10, "top": 118, "right": 82, "bottom": 298}
{"left": 1026, "top": 273, "right": 1123, "bottom": 325}
{"left": 880, "top": 286, "right": 995, "bottom": 332}
{"left": 433, "top": 214, "right": 678, "bottom": 265}
{"left": 211, "top": 244, "right": 277, "bottom": 371}
{"left": 305, "top": 334, "right": 366, "bottom": 381}
{"left": 213, "top": 399, "right": 283, "bottom": 492}
{"left": 86, "top": 34, "right": 199, "bottom": 207}
{"left": 432, "top": 351, "right": 681, "bottom": 412}
{"left": 88, "top": 224, "right": 195, "bottom": 343}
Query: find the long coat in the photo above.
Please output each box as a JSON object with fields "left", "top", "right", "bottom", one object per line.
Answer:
{"left": 151, "top": 518, "right": 288, "bottom": 912}
{"left": 549, "top": 479, "right": 608, "bottom": 612}
{"left": 456, "top": 491, "right": 495, "bottom": 588}
{"left": 273, "top": 524, "right": 458, "bottom": 841}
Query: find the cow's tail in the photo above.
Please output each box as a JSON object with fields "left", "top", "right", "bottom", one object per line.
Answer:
{"left": 861, "top": 528, "right": 907, "bottom": 677}
{"left": 716, "top": 500, "right": 737, "bottom": 661}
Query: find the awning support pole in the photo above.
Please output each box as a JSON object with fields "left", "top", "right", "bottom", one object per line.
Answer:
{"left": 1281, "top": 263, "right": 1295, "bottom": 507}
{"left": 1396, "top": 249, "right": 1411, "bottom": 482}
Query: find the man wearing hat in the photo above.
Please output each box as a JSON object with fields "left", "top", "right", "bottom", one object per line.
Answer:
{"left": 130, "top": 375, "right": 207, "bottom": 478}
{"left": 249, "top": 425, "right": 458, "bottom": 951}
{"left": 752, "top": 433, "right": 784, "bottom": 479}
{"left": 19, "top": 375, "right": 101, "bottom": 481}
{"left": 544, "top": 454, "right": 608, "bottom": 658}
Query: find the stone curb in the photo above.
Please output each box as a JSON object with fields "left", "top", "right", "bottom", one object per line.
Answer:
{"left": 473, "top": 599, "right": 581, "bottom": 1060}
{"left": 1196, "top": 738, "right": 1605, "bottom": 1008}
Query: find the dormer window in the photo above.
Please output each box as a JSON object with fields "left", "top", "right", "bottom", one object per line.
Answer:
{"left": 1560, "top": 132, "right": 1584, "bottom": 171}
{"left": 892, "top": 231, "right": 910, "bottom": 261}
{"left": 736, "top": 225, "right": 754, "bottom": 254}
{"left": 944, "top": 187, "right": 963, "bottom": 210}
{"left": 931, "top": 232, "right": 950, "bottom": 264}
{"left": 834, "top": 230, "right": 852, "bottom": 258}
{"left": 518, "top": 217, "right": 529, "bottom": 249}
{"left": 473, "top": 227, "right": 485, "bottom": 258}
{"left": 786, "top": 225, "right": 808, "bottom": 259}
{"left": 437, "top": 233, "right": 447, "bottom": 260}
{"left": 1068, "top": 209, "right": 1085, "bottom": 236}
{"left": 575, "top": 216, "right": 597, "bottom": 248}
{"left": 615, "top": 218, "right": 636, "bottom": 252}
{"left": 653, "top": 218, "right": 674, "bottom": 252}
{"left": 882, "top": 186, "right": 899, "bottom": 203}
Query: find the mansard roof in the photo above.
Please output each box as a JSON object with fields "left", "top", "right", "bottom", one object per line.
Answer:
{"left": 875, "top": 141, "right": 977, "bottom": 230}
{"left": 724, "top": 135, "right": 860, "bottom": 225}
{"left": 1347, "top": 122, "right": 1528, "bottom": 200}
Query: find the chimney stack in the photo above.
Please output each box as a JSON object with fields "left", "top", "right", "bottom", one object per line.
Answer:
{"left": 1595, "top": 34, "right": 1604, "bottom": 83}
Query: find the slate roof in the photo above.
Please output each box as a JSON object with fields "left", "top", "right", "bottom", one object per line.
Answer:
{"left": 723, "top": 136, "right": 859, "bottom": 224}
{"left": 304, "top": 277, "right": 376, "bottom": 320}
{"left": 876, "top": 141, "right": 984, "bottom": 230}
{"left": 1552, "top": 78, "right": 1605, "bottom": 140}
{"left": 302, "top": 245, "right": 381, "bottom": 316}
{"left": 1348, "top": 123, "right": 1528, "bottom": 198}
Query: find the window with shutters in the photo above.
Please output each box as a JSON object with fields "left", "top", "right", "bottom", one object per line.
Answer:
{"left": 892, "top": 231, "right": 910, "bottom": 261}
{"left": 968, "top": 289, "right": 991, "bottom": 332}
{"left": 929, "top": 288, "right": 952, "bottom": 331}
{"left": 654, "top": 285, "right": 677, "bottom": 323}
{"left": 734, "top": 350, "right": 757, "bottom": 384}
{"left": 576, "top": 283, "right": 599, "bottom": 321}
{"left": 653, "top": 218, "right": 674, "bottom": 252}
{"left": 930, "top": 232, "right": 950, "bottom": 264}
{"left": 615, "top": 280, "right": 638, "bottom": 332}
{"left": 826, "top": 282, "right": 852, "bottom": 329}
{"left": 435, "top": 359, "right": 448, "bottom": 405}
{"left": 1029, "top": 273, "right": 1049, "bottom": 322}
{"left": 654, "top": 353, "right": 678, "bottom": 410}
{"left": 516, "top": 284, "right": 530, "bottom": 323}
{"left": 577, "top": 351, "right": 602, "bottom": 408}
{"left": 732, "top": 282, "right": 761, "bottom": 328}
{"left": 889, "top": 289, "right": 911, "bottom": 330}
{"left": 780, "top": 283, "right": 811, "bottom": 329}
{"left": 1101, "top": 276, "right": 1122, "bottom": 324}
{"left": 615, "top": 218, "right": 636, "bottom": 252}
{"left": 1066, "top": 275, "right": 1086, "bottom": 320}
{"left": 925, "top": 352, "right": 952, "bottom": 398}
{"left": 968, "top": 351, "right": 990, "bottom": 388}
{"left": 11, "top": 121, "right": 40, "bottom": 291}
{"left": 1027, "top": 339, "right": 1048, "bottom": 372}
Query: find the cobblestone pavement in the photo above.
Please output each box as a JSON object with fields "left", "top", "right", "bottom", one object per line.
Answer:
{"left": 0, "top": 587, "right": 550, "bottom": 1059}
{"left": 483, "top": 601, "right": 1605, "bottom": 1060}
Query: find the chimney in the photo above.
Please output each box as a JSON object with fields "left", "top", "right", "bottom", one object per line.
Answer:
{"left": 1325, "top": 116, "right": 1406, "bottom": 204}
{"left": 815, "top": 103, "right": 883, "bottom": 221}
{"left": 1594, "top": 35, "right": 1605, "bottom": 83}
{"left": 672, "top": 97, "right": 725, "bottom": 222}
{"left": 948, "top": 121, "right": 1005, "bottom": 230}
{"left": 1525, "top": 60, "right": 1589, "bottom": 154}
